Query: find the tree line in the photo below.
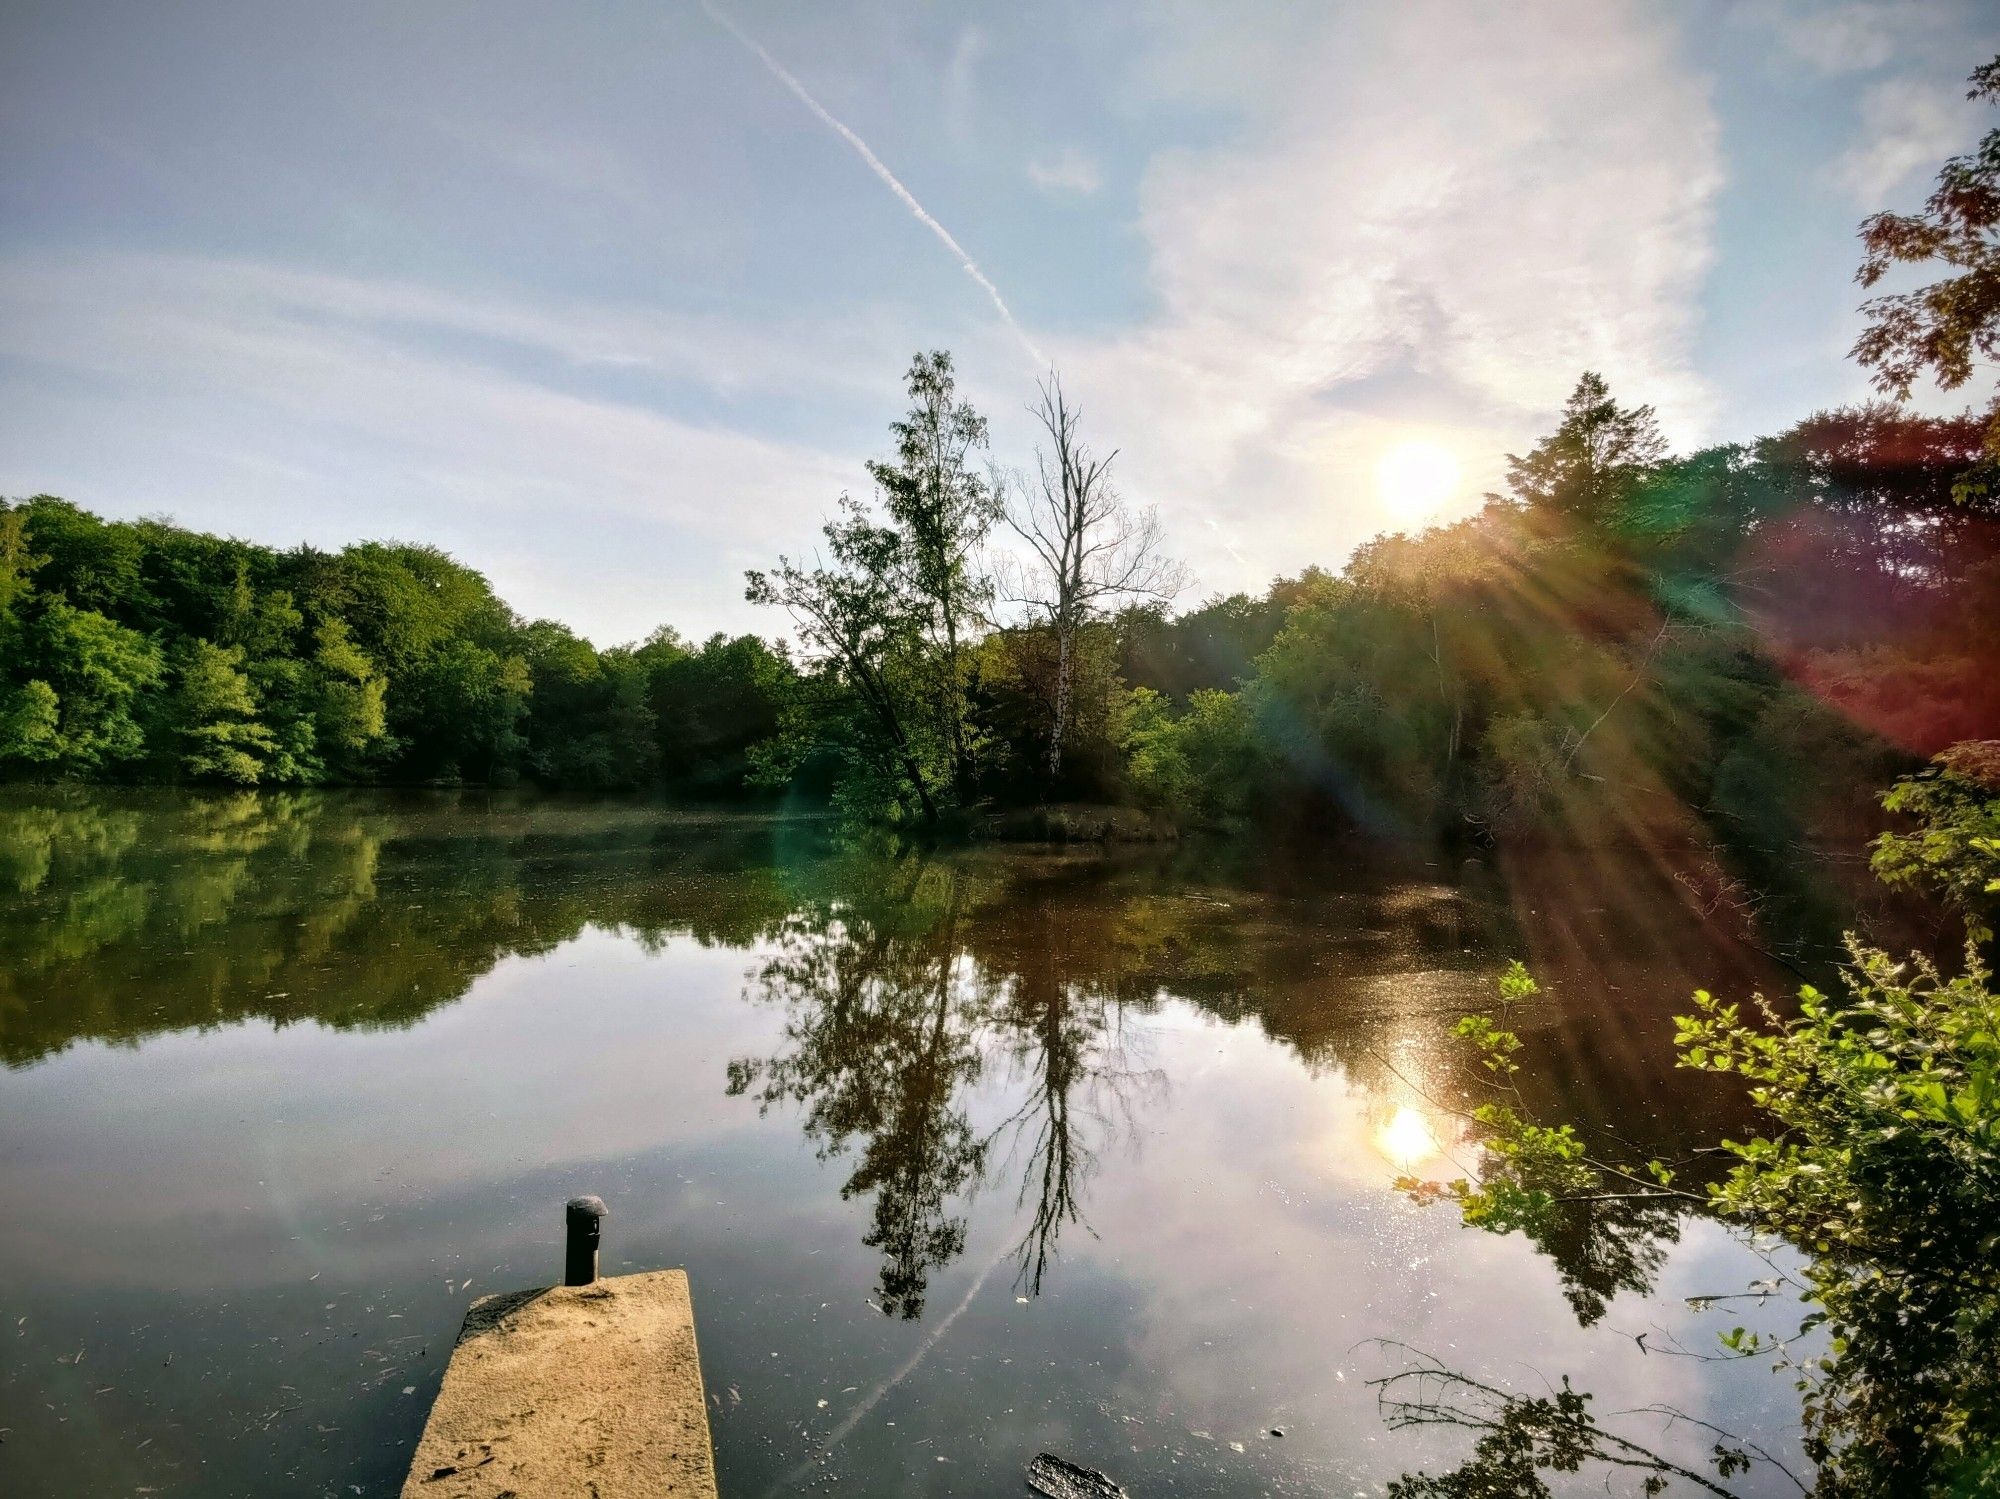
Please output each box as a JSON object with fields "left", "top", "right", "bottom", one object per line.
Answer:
{"left": 4, "top": 371, "right": 1994, "bottom": 841}
{"left": 0, "top": 495, "right": 791, "bottom": 792}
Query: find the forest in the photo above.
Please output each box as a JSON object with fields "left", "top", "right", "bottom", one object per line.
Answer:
{"left": 3, "top": 371, "right": 1994, "bottom": 856}
{"left": 6, "top": 47, "right": 1999, "bottom": 866}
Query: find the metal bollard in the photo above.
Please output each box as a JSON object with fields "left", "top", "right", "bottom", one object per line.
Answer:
{"left": 565, "top": 1194, "right": 608, "bottom": 1286}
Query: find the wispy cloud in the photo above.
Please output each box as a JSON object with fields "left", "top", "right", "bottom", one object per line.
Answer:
{"left": 0, "top": 252, "right": 884, "bottom": 644}
{"left": 697, "top": 0, "right": 1045, "bottom": 367}
{"left": 1835, "top": 72, "right": 1975, "bottom": 205}
{"left": 1027, "top": 147, "right": 1103, "bottom": 197}
{"left": 1047, "top": 0, "right": 1720, "bottom": 598}
{"left": 1752, "top": 0, "right": 1914, "bottom": 75}
{"left": 945, "top": 25, "right": 986, "bottom": 143}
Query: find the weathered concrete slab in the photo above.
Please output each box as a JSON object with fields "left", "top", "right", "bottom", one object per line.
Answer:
{"left": 401, "top": 1270, "right": 718, "bottom": 1498}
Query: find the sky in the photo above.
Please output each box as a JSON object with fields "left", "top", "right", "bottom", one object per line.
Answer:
{"left": 1, "top": 0, "right": 1992, "bottom": 645}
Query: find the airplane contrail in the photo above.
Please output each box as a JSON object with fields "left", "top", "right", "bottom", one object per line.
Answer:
{"left": 698, "top": 0, "right": 1046, "bottom": 367}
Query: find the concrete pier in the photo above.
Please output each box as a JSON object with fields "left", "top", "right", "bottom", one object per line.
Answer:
{"left": 401, "top": 1269, "right": 719, "bottom": 1497}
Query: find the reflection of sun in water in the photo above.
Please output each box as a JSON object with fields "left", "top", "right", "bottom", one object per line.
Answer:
{"left": 1376, "top": 439, "right": 1461, "bottom": 524}
{"left": 1373, "top": 1104, "right": 1443, "bottom": 1171}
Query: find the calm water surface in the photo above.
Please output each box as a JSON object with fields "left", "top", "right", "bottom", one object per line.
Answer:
{"left": 0, "top": 791, "right": 1810, "bottom": 1496}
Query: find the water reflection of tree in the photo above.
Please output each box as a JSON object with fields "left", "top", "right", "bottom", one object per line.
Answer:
{"left": 0, "top": 790, "right": 802, "bottom": 1065}
{"left": 1369, "top": 1343, "right": 1793, "bottom": 1497}
{"left": 4, "top": 790, "right": 1758, "bottom": 1345}
{"left": 986, "top": 892, "right": 1164, "bottom": 1296}
{"left": 729, "top": 854, "right": 1176, "bottom": 1313}
{"left": 729, "top": 862, "right": 991, "bottom": 1317}
{"left": 1515, "top": 1193, "right": 1685, "bottom": 1330}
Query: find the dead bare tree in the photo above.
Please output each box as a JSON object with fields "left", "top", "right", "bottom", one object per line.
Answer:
{"left": 999, "top": 375, "right": 1185, "bottom": 780}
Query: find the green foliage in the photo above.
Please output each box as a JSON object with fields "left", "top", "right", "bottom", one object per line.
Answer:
{"left": 1410, "top": 825, "right": 2000, "bottom": 1494}
{"left": 866, "top": 351, "right": 996, "bottom": 800}
{"left": 165, "top": 639, "right": 277, "bottom": 784}
{"left": 1223, "top": 379, "right": 1996, "bottom": 855}
{"left": 0, "top": 496, "right": 785, "bottom": 793}
{"left": 1873, "top": 741, "right": 2000, "bottom": 943}
{"left": 1120, "top": 685, "right": 1261, "bottom": 823}
{"left": 8, "top": 599, "right": 165, "bottom": 774}
{"left": 1500, "top": 371, "right": 1668, "bottom": 523}
{"left": 18, "top": 497, "right": 147, "bottom": 616}
{"left": 747, "top": 355, "right": 1009, "bottom": 820}
{"left": 1118, "top": 686, "right": 1189, "bottom": 810}
{"left": 10, "top": 330, "right": 1998, "bottom": 830}
{"left": 1676, "top": 947, "right": 2000, "bottom": 1494}
{"left": 0, "top": 680, "right": 62, "bottom": 766}
{"left": 400, "top": 639, "right": 533, "bottom": 784}
{"left": 515, "top": 621, "right": 658, "bottom": 790}
{"left": 0, "top": 506, "right": 44, "bottom": 625}
{"left": 1116, "top": 581, "right": 1314, "bottom": 700}
{"left": 748, "top": 495, "right": 949, "bottom": 822}
{"left": 308, "top": 618, "right": 390, "bottom": 779}
{"left": 645, "top": 631, "right": 795, "bottom": 796}
{"left": 1403, "top": 964, "right": 1688, "bottom": 1328}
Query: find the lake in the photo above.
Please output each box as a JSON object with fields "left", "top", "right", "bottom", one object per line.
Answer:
{"left": 0, "top": 790, "right": 1813, "bottom": 1496}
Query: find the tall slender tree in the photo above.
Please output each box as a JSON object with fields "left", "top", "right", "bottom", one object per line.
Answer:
{"left": 867, "top": 352, "right": 997, "bottom": 801}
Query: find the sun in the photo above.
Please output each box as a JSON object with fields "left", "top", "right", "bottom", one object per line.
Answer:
{"left": 1376, "top": 439, "right": 1461, "bottom": 522}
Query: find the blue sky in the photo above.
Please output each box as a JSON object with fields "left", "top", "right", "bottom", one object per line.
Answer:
{"left": 1, "top": 0, "right": 1992, "bottom": 644}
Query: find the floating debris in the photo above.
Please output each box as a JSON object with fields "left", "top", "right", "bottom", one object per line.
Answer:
{"left": 1027, "top": 1452, "right": 1128, "bottom": 1499}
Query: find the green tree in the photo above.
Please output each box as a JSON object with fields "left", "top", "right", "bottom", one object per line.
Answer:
{"left": 748, "top": 498, "right": 943, "bottom": 823}
{"left": 307, "top": 618, "right": 390, "bottom": 780}
{"left": 1501, "top": 372, "right": 1668, "bottom": 523}
{"left": 867, "top": 351, "right": 997, "bottom": 801}
{"left": 1410, "top": 807, "right": 2000, "bottom": 1495}
{"left": 16, "top": 600, "right": 164, "bottom": 775}
{"left": 1873, "top": 740, "right": 2000, "bottom": 944}
{"left": 643, "top": 631, "right": 794, "bottom": 796}
{"left": 401, "top": 639, "right": 532, "bottom": 783}
{"left": 166, "top": 638, "right": 277, "bottom": 784}
{"left": 15, "top": 497, "right": 147, "bottom": 617}
{"left": 1120, "top": 685, "right": 1259, "bottom": 823}
{"left": 0, "top": 504, "right": 44, "bottom": 630}
{"left": 0, "top": 680, "right": 62, "bottom": 767}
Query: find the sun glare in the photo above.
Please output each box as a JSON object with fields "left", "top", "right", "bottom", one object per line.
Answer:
{"left": 1376, "top": 439, "right": 1461, "bottom": 522}
{"left": 1372, "top": 1105, "right": 1443, "bottom": 1171}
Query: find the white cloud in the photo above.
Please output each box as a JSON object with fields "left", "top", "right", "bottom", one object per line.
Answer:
{"left": 1043, "top": 0, "right": 1721, "bottom": 599}
{"left": 1027, "top": 147, "right": 1104, "bottom": 196}
{"left": 0, "top": 253, "right": 907, "bottom": 644}
{"left": 1835, "top": 72, "right": 1972, "bottom": 205}
{"left": 1753, "top": 0, "right": 1914, "bottom": 74}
